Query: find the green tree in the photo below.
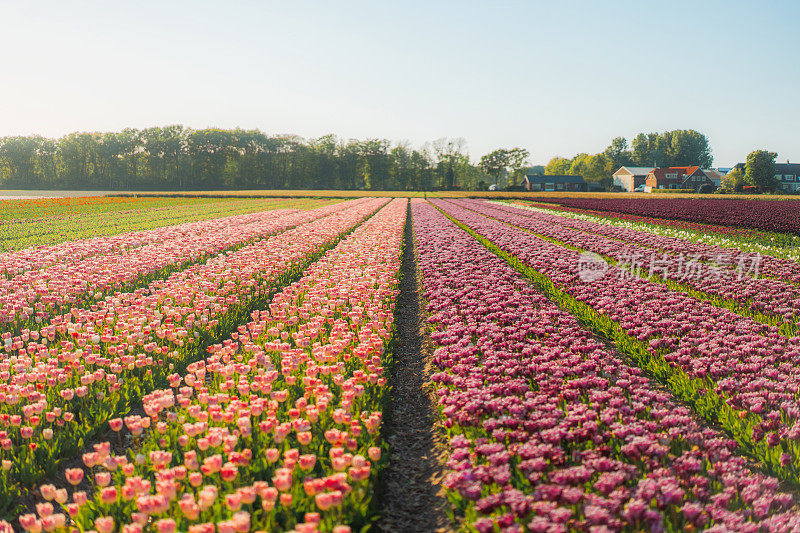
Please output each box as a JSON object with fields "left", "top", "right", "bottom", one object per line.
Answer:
{"left": 745, "top": 150, "right": 777, "bottom": 192}
{"left": 719, "top": 168, "right": 744, "bottom": 193}
{"left": 479, "top": 149, "right": 509, "bottom": 187}
{"left": 506, "top": 147, "right": 530, "bottom": 186}
{"left": 0, "top": 136, "right": 47, "bottom": 187}
{"left": 604, "top": 137, "right": 633, "bottom": 170}
{"left": 585, "top": 154, "right": 613, "bottom": 188}
{"left": 432, "top": 137, "right": 467, "bottom": 190}
{"left": 631, "top": 130, "right": 712, "bottom": 168}
{"left": 567, "top": 153, "right": 589, "bottom": 176}
{"left": 667, "top": 130, "right": 713, "bottom": 168}
{"left": 545, "top": 156, "right": 572, "bottom": 175}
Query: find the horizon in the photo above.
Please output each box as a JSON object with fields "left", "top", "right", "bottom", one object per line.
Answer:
{"left": 1, "top": 1, "right": 798, "bottom": 168}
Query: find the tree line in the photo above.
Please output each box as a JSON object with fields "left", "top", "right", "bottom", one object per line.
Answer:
{"left": 0, "top": 128, "right": 492, "bottom": 191}
{"left": 0, "top": 126, "right": 714, "bottom": 191}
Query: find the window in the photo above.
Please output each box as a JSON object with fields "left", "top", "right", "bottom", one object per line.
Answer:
{"left": 787, "top": 175, "right": 795, "bottom": 181}
{"left": 557, "top": 183, "right": 564, "bottom": 190}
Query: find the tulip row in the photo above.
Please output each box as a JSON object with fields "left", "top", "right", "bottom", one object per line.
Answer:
{"left": 20, "top": 198, "right": 406, "bottom": 533}
{"left": 504, "top": 200, "right": 800, "bottom": 263}
{"left": 534, "top": 197, "right": 800, "bottom": 235}
{"left": 0, "top": 197, "right": 311, "bottom": 277}
{"left": 431, "top": 199, "right": 800, "bottom": 487}
{"left": 0, "top": 199, "right": 342, "bottom": 332}
{"left": 0, "top": 197, "right": 328, "bottom": 253}
{"left": 461, "top": 200, "right": 800, "bottom": 331}
{"left": 0, "top": 198, "right": 387, "bottom": 510}
{"left": 411, "top": 199, "right": 800, "bottom": 532}
{"left": 496, "top": 202, "right": 800, "bottom": 284}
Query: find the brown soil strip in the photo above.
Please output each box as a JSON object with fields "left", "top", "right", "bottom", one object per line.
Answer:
{"left": 376, "top": 203, "right": 450, "bottom": 532}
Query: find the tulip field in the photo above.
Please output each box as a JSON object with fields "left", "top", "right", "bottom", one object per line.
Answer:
{"left": 4, "top": 195, "right": 800, "bottom": 532}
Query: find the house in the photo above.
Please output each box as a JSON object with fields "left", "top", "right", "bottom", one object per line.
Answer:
{"left": 703, "top": 169, "right": 725, "bottom": 188}
{"left": 732, "top": 162, "right": 800, "bottom": 193}
{"left": 612, "top": 167, "right": 655, "bottom": 192}
{"left": 523, "top": 174, "right": 585, "bottom": 192}
{"left": 644, "top": 166, "right": 716, "bottom": 193}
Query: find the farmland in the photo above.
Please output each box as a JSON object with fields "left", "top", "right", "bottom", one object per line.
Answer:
{"left": 4, "top": 195, "right": 800, "bottom": 532}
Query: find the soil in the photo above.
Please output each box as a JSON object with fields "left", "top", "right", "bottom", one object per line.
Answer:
{"left": 375, "top": 205, "right": 451, "bottom": 532}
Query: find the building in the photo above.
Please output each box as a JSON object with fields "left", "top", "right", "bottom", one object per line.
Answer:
{"left": 732, "top": 162, "right": 800, "bottom": 193}
{"left": 703, "top": 169, "right": 725, "bottom": 188}
{"left": 523, "top": 174, "right": 585, "bottom": 192}
{"left": 644, "top": 166, "right": 717, "bottom": 192}
{"left": 611, "top": 166, "right": 654, "bottom": 192}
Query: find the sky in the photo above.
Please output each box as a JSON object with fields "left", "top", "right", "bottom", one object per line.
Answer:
{"left": 0, "top": 0, "right": 798, "bottom": 167}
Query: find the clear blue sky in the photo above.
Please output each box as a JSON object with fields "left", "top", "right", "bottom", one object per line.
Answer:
{"left": 1, "top": 0, "right": 798, "bottom": 167}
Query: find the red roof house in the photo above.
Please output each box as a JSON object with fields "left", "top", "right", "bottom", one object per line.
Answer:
{"left": 645, "top": 166, "right": 716, "bottom": 192}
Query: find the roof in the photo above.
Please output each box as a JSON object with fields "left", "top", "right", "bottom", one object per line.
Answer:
{"left": 525, "top": 174, "right": 585, "bottom": 184}
{"left": 668, "top": 166, "right": 703, "bottom": 175}
{"left": 613, "top": 166, "right": 655, "bottom": 176}
{"left": 648, "top": 168, "right": 677, "bottom": 181}
{"left": 776, "top": 163, "right": 800, "bottom": 174}
{"left": 703, "top": 169, "right": 723, "bottom": 179}
{"left": 733, "top": 162, "right": 800, "bottom": 174}
{"left": 648, "top": 166, "right": 711, "bottom": 183}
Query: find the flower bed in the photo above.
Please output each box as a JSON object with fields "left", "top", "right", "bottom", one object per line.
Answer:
{"left": 0, "top": 200, "right": 347, "bottom": 332}
{"left": 461, "top": 200, "right": 800, "bottom": 328}
{"left": 0, "top": 197, "right": 333, "bottom": 252}
{"left": 413, "top": 199, "right": 800, "bottom": 532}
{"left": 0, "top": 199, "right": 387, "bottom": 511}
{"left": 533, "top": 197, "right": 800, "bottom": 235}
{"left": 504, "top": 200, "right": 800, "bottom": 272}
{"left": 498, "top": 200, "right": 800, "bottom": 283}
{"left": 20, "top": 199, "right": 406, "bottom": 532}
{"left": 432, "top": 199, "right": 800, "bottom": 487}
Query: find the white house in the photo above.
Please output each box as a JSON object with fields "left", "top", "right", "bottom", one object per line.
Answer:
{"left": 612, "top": 167, "right": 655, "bottom": 192}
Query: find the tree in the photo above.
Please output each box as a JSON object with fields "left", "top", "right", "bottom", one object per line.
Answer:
{"left": 545, "top": 157, "right": 572, "bottom": 175}
{"left": 585, "top": 154, "right": 614, "bottom": 188}
{"left": 745, "top": 150, "right": 777, "bottom": 192}
{"left": 0, "top": 136, "right": 45, "bottom": 187}
{"left": 505, "top": 147, "right": 530, "bottom": 186}
{"left": 567, "top": 153, "right": 589, "bottom": 177}
{"left": 603, "top": 137, "right": 633, "bottom": 170}
{"left": 667, "top": 130, "right": 713, "bottom": 168}
{"left": 479, "top": 149, "right": 509, "bottom": 187}
{"left": 719, "top": 168, "right": 744, "bottom": 193}
{"left": 631, "top": 130, "right": 712, "bottom": 168}
{"left": 528, "top": 165, "right": 545, "bottom": 175}
{"left": 631, "top": 133, "right": 666, "bottom": 167}
{"left": 432, "top": 137, "right": 467, "bottom": 189}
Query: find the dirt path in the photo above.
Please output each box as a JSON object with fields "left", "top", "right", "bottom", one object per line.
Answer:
{"left": 376, "top": 204, "right": 450, "bottom": 532}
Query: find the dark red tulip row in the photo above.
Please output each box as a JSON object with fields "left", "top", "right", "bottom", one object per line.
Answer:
{"left": 487, "top": 200, "right": 800, "bottom": 286}
{"left": 412, "top": 199, "right": 800, "bottom": 532}
{"left": 455, "top": 200, "right": 800, "bottom": 328}
{"left": 431, "top": 199, "right": 800, "bottom": 486}
{"left": 534, "top": 198, "right": 800, "bottom": 235}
